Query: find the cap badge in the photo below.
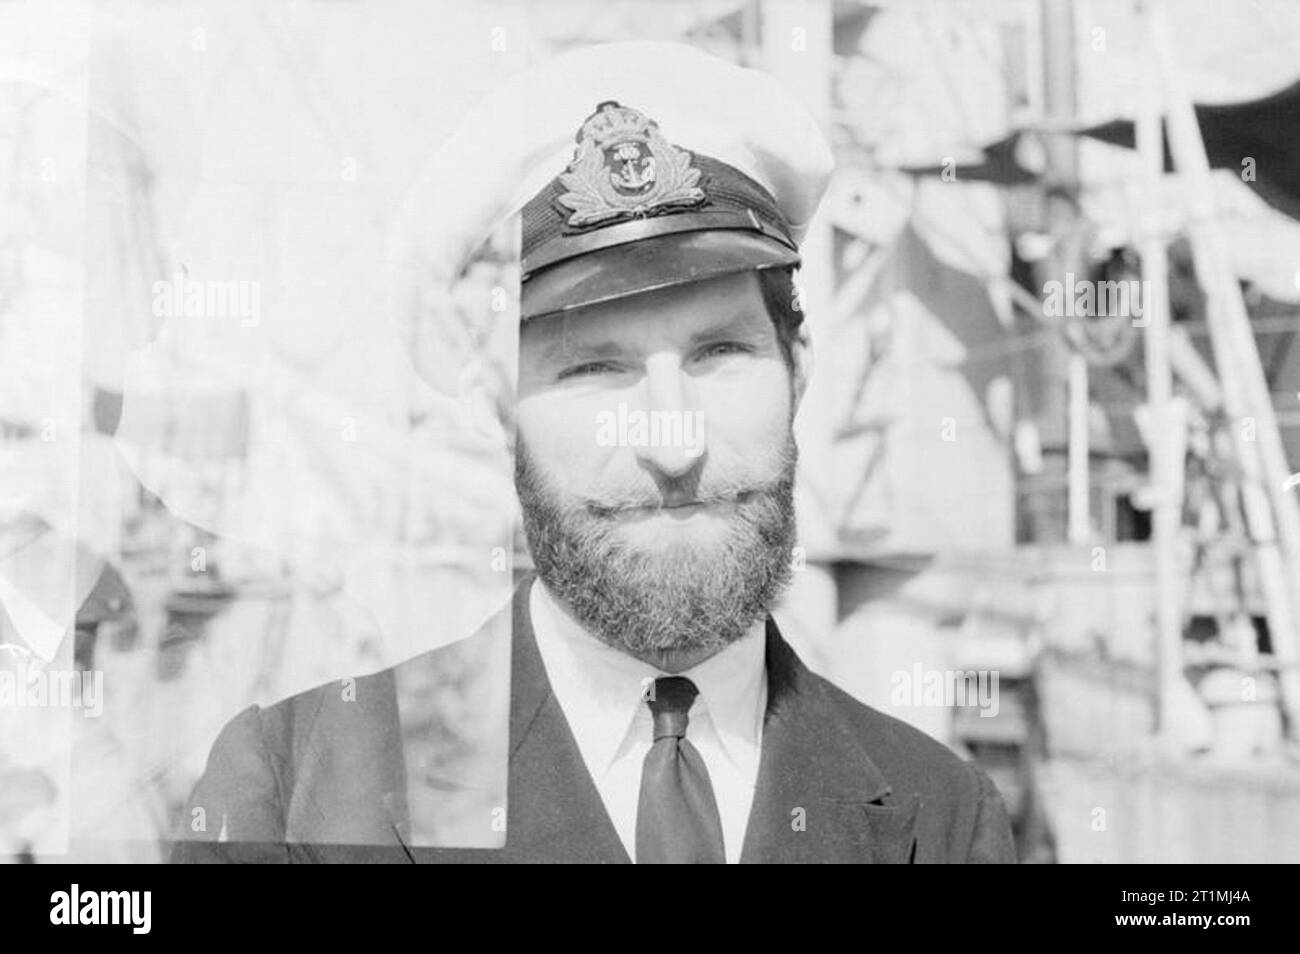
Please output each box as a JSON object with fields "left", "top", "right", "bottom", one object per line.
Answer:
{"left": 556, "top": 101, "right": 706, "bottom": 228}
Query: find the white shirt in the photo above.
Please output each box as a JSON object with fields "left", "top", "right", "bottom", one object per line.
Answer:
{"left": 530, "top": 580, "right": 767, "bottom": 863}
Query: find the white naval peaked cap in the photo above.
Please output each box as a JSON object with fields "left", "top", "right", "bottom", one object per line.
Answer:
{"left": 390, "top": 40, "right": 834, "bottom": 321}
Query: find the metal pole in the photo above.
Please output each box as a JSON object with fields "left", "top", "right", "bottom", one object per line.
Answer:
{"left": 1035, "top": 0, "right": 1082, "bottom": 542}
{"left": 1067, "top": 353, "right": 1090, "bottom": 543}
{"left": 1135, "top": 19, "right": 1183, "bottom": 737}
{"left": 1144, "top": 2, "right": 1300, "bottom": 736}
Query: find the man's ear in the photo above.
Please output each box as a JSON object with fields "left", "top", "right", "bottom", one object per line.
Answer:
{"left": 790, "top": 322, "right": 813, "bottom": 413}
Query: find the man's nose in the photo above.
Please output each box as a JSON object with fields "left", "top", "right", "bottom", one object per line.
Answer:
{"left": 632, "top": 353, "right": 705, "bottom": 480}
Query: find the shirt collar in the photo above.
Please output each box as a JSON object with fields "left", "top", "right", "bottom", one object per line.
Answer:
{"left": 529, "top": 579, "right": 767, "bottom": 778}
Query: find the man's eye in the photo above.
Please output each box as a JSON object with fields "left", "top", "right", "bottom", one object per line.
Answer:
{"left": 557, "top": 361, "right": 619, "bottom": 380}
{"left": 696, "top": 341, "right": 752, "bottom": 360}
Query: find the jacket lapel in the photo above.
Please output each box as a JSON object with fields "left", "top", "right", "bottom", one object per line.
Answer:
{"left": 740, "top": 618, "right": 920, "bottom": 864}
{"left": 502, "top": 579, "right": 631, "bottom": 863}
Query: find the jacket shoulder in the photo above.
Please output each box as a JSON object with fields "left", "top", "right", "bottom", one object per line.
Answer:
{"left": 254, "top": 614, "right": 509, "bottom": 758}
{"left": 172, "top": 618, "right": 508, "bottom": 862}
{"left": 811, "top": 670, "right": 971, "bottom": 776}
{"left": 802, "top": 667, "right": 1017, "bottom": 863}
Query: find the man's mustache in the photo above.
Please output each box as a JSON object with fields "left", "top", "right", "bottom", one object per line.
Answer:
{"left": 586, "top": 488, "right": 754, "bottom": 518}
{"left": 579, "top": 458, "right": 795, "bottom": 518}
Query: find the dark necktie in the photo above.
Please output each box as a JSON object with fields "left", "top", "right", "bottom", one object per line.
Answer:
{"left": 635, "top": 676, "right": 726, "bottom": 864}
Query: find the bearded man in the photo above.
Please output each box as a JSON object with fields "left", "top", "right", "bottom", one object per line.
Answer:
{"left": 172, "top": 43, "right": 1015, "bottom": 865}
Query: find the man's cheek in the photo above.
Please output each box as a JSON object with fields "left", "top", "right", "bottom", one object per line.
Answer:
{"left": 704, "top": 368, "right": 791, "bottom": 427}
{"left": 704, "top": 397, "right": 791, "bottom": 459}
{"left": 522, "top": 432, "right": 622, "bottom": 499}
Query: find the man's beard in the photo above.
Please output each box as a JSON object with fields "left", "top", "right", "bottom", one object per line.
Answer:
{"left": 515, "top": 438, "right": 798, "bottom": 658}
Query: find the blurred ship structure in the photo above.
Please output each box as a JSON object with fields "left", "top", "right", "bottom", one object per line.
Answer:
{"left": 806, "top": 0, "right": 1300, "bottom": 863}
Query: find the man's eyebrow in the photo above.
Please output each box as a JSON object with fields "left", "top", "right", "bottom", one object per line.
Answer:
{"left": 538, "top": 337, "right": 623, "bottom": 364}
{"left": 686, "top": 310, "right": 771, "bottom": 345}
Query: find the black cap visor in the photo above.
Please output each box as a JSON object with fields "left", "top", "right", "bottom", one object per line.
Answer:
{"left": 521, "top": 228, "right": 799, "bottom": 321}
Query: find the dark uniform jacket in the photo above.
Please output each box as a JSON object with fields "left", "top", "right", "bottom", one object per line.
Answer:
{"left": 171, "top": 578, "right": 1016, "bottom": 863}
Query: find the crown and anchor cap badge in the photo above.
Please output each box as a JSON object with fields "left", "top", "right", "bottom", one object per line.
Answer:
{"left": 555, "top": 101, "right": 707, "bottom": 227}
{"left": 522, "top": 96, "right": 812, "bottom": 321}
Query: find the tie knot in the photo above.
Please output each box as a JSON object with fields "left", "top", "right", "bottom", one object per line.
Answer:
{"left": 644, "top": 676, "right": 698, "bottom": 740}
